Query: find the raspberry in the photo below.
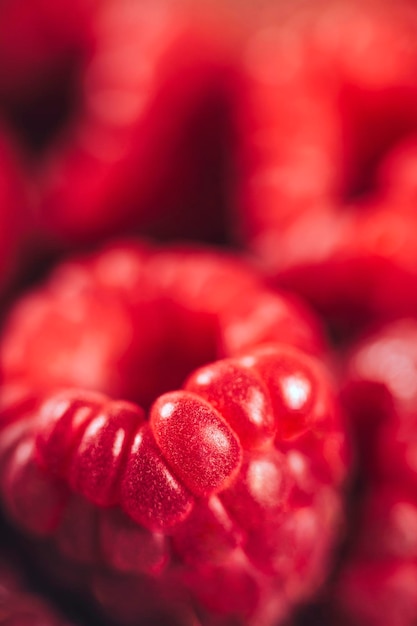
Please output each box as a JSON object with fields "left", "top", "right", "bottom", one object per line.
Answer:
{"left": 0, "top": 242, "right": 348, "bottom": 625}
{"left": 37, "top": 0, "right": 242, "bottom": 245}
{"left": 0, "top": 345, "right": 347, "bottom": 626}
{"left": 0, "top": 241, "right": 326, "bottom": 407}
{"left": 236, "top": 0, "right": 417, "bottom": 326}
{"left": 330, "top": 319, "right": 417, "bottom": 626}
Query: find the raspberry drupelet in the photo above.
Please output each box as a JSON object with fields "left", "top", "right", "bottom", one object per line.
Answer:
{"left": 0, "top": 242, "right": 349, "bottom": 626}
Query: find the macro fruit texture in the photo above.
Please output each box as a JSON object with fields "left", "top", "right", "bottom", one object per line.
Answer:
{"left": 328, "top": 319, "right": 417, "bottom": 626}
{"left": 3, "top": 1, "right": 416, "bottom": 625}
{"left": 0, "top": 243, "right": 348, "bottom": 626}
{"left": 0, "top": 242, "right": 326, "bottom": 405}
{"left": 35, "top": 0, "right": 243, "bottom": 247}
{"left": 236, "top": 0, "right": 417, "bottom": 326}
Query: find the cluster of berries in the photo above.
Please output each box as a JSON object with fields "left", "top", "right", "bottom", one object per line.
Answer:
{"left": 1, "top": 1, "right": 417, "bottom": 626}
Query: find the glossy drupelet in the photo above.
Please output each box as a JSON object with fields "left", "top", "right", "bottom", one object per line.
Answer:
{"left": 0, "top": 347, "right": 347, "bottom": 626}
{"left": 331, "top": 319, "right": 417, "bottom": 626}
{"left": 236, "top": 0, "right": 417, "bottom": 326}
{"left": 0, "top": 242, "right": 348, "bottom": 626}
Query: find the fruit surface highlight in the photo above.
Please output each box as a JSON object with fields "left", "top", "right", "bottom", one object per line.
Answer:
{"left": 0, "top": 242, "right": 348, "bottom": 626}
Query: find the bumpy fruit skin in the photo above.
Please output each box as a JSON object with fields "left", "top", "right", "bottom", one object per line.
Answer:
{"left": 332, "top": 319, "right": 417, "bottom": 626}
{"left": 0, "top": 557, "right": 74, "bottom": 626}
{"left": 0, "top": 241, "right": 326, "bottom": 407}
{"left": 0, "top": 345, "right": 347, "bottom": 626}
{"left": 237, "top": 0, "right": 417, "bottom": 325}
{"left": 0, "top": 242, "right": 348, "bottom": 625}
{"left": 36, "top": 0, "right": 243, "bottom": 246}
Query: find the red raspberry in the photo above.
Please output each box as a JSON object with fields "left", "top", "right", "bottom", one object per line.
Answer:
{"left": 0, "top": 346, "right": 347, "bottom": 626}
{"left": 236, "top": 0, "right": 417, "bottom": 326}
{"left": 330, "top": 319, "right": 417, "bottom": 626}
{"left": 0, "top": 241, "right": 326, "bottom": 406}
{"left": 37, "top": 0, "right": 242, "bottom": 245}
{"left": 0, "top": 242, "right": 348, "bottom": 625}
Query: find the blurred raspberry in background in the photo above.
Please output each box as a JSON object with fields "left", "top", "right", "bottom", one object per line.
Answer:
{"left": 1, "top": 1, "right": 417, "bottom": 626}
